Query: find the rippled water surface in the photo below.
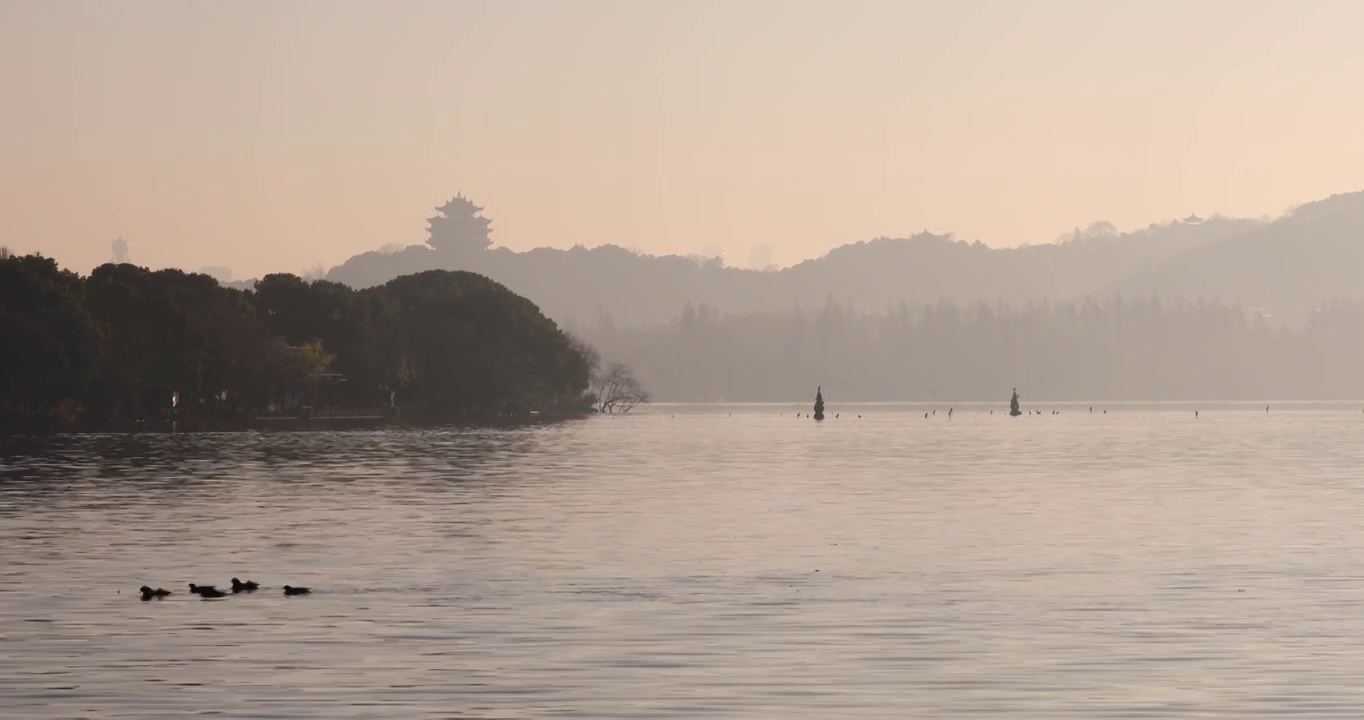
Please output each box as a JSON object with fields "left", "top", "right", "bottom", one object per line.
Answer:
{"left": 6, "top": 403, "right": 1364, "bottom": 718}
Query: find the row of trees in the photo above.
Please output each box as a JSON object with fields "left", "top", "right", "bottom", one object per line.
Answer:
{"left": 573, "top": 294, "right": 1364, "bottom": 402}
{"left": 1, "top": 252, "right": 609, "bottom": 427}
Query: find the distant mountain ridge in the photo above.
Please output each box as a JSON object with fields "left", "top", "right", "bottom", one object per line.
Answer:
{"left": 1109, "top": 191, "right": 1364, "bottom": 325}
{"left": 310, "top": 190, "right": 1364, "bottom": 328}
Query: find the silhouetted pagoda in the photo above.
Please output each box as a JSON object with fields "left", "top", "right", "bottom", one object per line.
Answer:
{"left": 813, "top": 386, "right": 825, "bottom": 421}
{"left": 427, "top": 194, "right": 492, "bottom": 253}
{"left": 1009, "top": 387, "right": 1022, "bottom": 417}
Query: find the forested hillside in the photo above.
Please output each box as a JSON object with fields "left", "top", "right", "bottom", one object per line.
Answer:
{"left": 0, "top": 253, "right": 592, "bottom": 427}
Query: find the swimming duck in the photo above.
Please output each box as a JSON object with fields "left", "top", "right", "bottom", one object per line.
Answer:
{"left": 187, "top": 583, "right": 219, "bottom": 595}
{"left": 282, "top": 585, "right": 311, "bottom": 596}
{"left": 139, "top": 586, "right": 171, "bottom": 600}
{"left": 231, "top": 578, "right": 260, "bottom": 593}
{"left": 197, "top": 586, "right": 228, "bottom": 599}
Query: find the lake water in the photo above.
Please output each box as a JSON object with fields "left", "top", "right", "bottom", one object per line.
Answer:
{"left": 5, "top": 402, "right": 1364, "bottom": 718}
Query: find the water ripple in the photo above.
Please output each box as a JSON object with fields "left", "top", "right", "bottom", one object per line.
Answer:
{"left": 3, "top": 406, "right": 1364, "bottom": 717}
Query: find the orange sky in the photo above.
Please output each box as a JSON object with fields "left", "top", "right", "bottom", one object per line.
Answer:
{"left": 3, "top": 0, "right": 1363, "bottom": 278}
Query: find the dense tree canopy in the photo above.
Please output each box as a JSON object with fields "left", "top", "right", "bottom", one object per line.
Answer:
{"left": 0, "top": 255, "right": 594, "bottom": 428}
{"left": 0, "top": 254, "right": 99, "bottom": 422}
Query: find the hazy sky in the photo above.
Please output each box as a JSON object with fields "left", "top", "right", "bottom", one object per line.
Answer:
{"left": 3, "top": 0, "right": 1363, "bottom": 278}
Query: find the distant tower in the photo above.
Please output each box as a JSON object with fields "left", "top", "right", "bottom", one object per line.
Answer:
{"left": 112, "top": 237, "right": 130, "bottom": 264}
{"left": 426, "top": 194, "right": 492, "bottom": 252}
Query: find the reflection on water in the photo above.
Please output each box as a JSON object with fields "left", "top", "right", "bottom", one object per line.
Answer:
{"left": 4, "top": 406, "right": 1364, "bottom": 717}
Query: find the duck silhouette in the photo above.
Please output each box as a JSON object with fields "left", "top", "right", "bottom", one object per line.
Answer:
{"left": 231, "top": 578, "right": 260, "bottom": 593}
{"left": 282, "top": 585, "right": 311, "bottom": 596}
{"left": 139, "top": 586, "right": 171, "bottom": 600}
{"left": 187, "top": 583, "right": 219, "bottom": 596}
{"left": 196, "top": 586, "right": 228, "bottom": 599}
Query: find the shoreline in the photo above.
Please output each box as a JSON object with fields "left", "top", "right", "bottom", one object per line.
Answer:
{"left": 0, "top": 409, "right": 593, "bottom": 435}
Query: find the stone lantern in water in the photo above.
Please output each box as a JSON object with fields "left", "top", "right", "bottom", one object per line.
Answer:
{"left": 813, "top": 386, "right": 825, "bottom": 421}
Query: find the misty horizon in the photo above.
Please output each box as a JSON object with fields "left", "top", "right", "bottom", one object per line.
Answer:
{"left": 8, "top": 185, "right": 1340, "bottom": 283}
{"left": 16, "top": 189, "right": 1310, "bottom": 280}
{"left": 6, "top": 1, "right": 1364, "bottom": 278}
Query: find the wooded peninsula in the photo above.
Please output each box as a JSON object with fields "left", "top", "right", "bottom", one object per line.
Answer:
{"left": 0, "top": 252, "right": 604, "bottom": 429}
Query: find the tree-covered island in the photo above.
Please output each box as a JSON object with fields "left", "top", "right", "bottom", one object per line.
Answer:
{"left": 0, "top": 250, "right": 606, "bottom": 429}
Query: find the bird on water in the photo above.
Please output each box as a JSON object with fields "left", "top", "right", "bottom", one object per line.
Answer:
{"left": 231, "top": 578, "right": 260, "bottom": 593}
{"left": 283, "top": 585, "right": 311, "bottom": 596}
{"left": 139, "top": 586, "right": 171, "bottom": 600}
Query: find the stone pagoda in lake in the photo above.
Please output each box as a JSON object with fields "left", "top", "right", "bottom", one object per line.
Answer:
{"left": 813, "top": 386, "right": 825, "bottom": 421}
{"left": 426, "top": 194, "right": 493, "bottom": 253}
{"left": 1009, "top": 387, "right": 1022, "bottom": 417}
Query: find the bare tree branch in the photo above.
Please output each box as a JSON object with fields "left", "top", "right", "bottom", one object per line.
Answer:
{"left": 593, "top": 362, "right": 648, "bottom": 414}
